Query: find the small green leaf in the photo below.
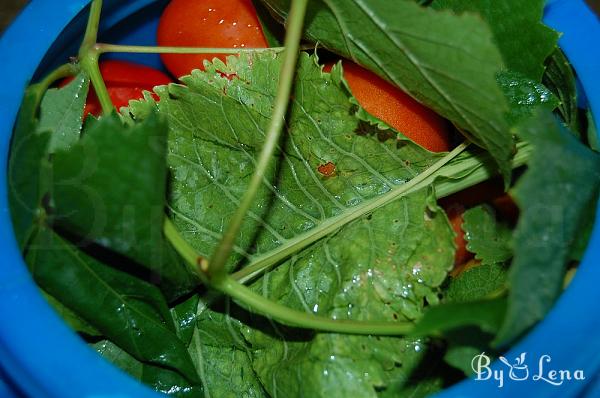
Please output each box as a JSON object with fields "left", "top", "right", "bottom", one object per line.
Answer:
{"left": 38, "top": 72, "right": 89, "bottom": 152}
{"left": 462, "top": 205, "right": 513, "bottom": 263}
{"left": 411, "top": 298, "right": 506, "bottom": 337}
{"left": 27, "top": 225, "right": 200, "bottom": 384}
{"left": 51, "top": 112, "right": 196, "bottom": 298}
{"left": 586, "top": 109, "right": 599, "bottom": 152}
{"left": 497, "top": 70, "right": 560, "bottom": 126}
{"left": 496, "top": 112, "right": 600, "bottom": 345}
{"left": 543, "top": 48, "right": 581, "bottom": 135}
{"left": 445, "top": 263, "right": 508, "bottom": 303}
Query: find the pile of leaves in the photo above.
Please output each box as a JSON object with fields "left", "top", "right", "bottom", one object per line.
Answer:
{"left": 8, "top": 0, "right": 600, "bottom": 396}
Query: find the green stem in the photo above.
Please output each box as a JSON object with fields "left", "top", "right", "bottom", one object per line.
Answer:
{"left": 217, "top": 275, "right": 414, "bottom": 335}
{"left": 232, "top": 142, "right": 470, "bottom": 283}
{"left": 163, "top": 218, "right": 207, "bottom": 282}
{"left": 78, "top": 0, "right": 112, "bottom": 115}
{"left": 80, "top": 0, "right": 102, "bottom": 52}
{"left": 232, "top": 141, "right": 532, "bottom": 284}
{"left": 166, "top": 219, "right": 413, "bottom": 335}
{"left": 95, "top": 43, "right": 313, "bottom": 55}
{"left": 207, "top": 0, "right": 309, "bottom": 280}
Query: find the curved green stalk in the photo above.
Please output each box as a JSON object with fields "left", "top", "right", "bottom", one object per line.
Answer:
{"left": 207, "top": 0, "right": 309, "bottom": 280}
{"left": 95, "top": 43, "right": 315, "bottom": 55}
{"left": 165, "top": 215, "right": 413, "bottom": 335}
{"left": 163, "top": 218, "right": 208, "bottom": 283}
{"left": 232, "top": 142, "right": 470, "bottom": 283}
{"left": 34, "top": 63, "right": 80, "bottom": 93}
{"left": 218, "top": 275, "right": 414, "bottom": 335}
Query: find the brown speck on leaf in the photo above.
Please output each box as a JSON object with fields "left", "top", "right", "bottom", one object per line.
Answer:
{"left": 197, "top": 257, "right": 209, "bottom": 272}
{"left": 317, "top": 161, "right": 336, "bottom": 177}
{"left": 217, "top": 70, "right": 238, "bottom": 80}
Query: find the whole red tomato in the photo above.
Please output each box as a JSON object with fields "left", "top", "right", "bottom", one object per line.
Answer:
{"left": 325, "top": 61, "right": 451, "bottom": 153}
{"left": 157, "top": 0, "right": 269, "bottom": 78}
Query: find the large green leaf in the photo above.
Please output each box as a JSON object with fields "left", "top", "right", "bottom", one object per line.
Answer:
{"left": 9, "top": 74, "right": 90, "bottom": 250}
{"left": 8, "top": 86, "right": 51, "bottom": 249}
{"left": 496, "top": 112, "right": 600, "bottom": 344}
{"left": 237, "top": 188, "right": 453, "bottom": 397}
{"left": 260, "top": 0, "right": 514, "bottom": 182}
{"left": 51, "top": 112, "right": 196, "bottom": 298}
{"left": 127, "top": 52, "right": 447, "bottom": 274}
{"left": 27, "top": 225, "right": 201, "bottom": 385}
{"left": 432, "top": 0, "right": 558, "bottom": 81}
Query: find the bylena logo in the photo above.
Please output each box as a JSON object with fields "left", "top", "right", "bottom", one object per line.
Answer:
{"left": 471, "top": 352, "right": 585, "bottom": 388}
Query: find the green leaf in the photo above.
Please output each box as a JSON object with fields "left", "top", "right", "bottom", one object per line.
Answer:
{"left": 8, "top": 85, "right": 51, "bottom": 249}
{"left": 260, "top": 0, "right": 514, "bottom": 183}
{"left": 432, "top": 0, "right": 558, "bottom": 81}
{"left": 586, "top": 108, "right": 599, "bottom": 152}
{"left": 497, "top": 70, "right": 560, "bottom": 126}
{"left": 38, "top": 72, "right": 89, "bottom": 152}
{"left": 445, "top": 263, "right": 508, "bottom": 303}
{"left": 411, "top": 298, "right": 506, "bottom": 337}
{"left": 443, "top": 327, "right": 495, "bottom": 375}
{"left": 27, "top": 225, "right": 200, "bottom": 385}
{"left": 127, "top": 52, "right": 447, "bottom": 275}
{"left": 186, "top": 297, "right": 268, "bottom": 398}
{"left": 462, "top": 205, "right": 513, "bottom": 263}
{"left": 253, "top": 0, "right": 284, "bottom": 47}
{"left": 171, "top": 295, "right": 199, "bottom": 345}
{"left": 41, "top": 290, "right": 101, "bottom": 336}
{"left": 51, "top": 112, "right": 196, "bottom": 298}
{"left": 237, "top": 187, "right": 453, "bottom": 397}
{"left": 543, "top": 48, "right": 581, "bottom": 135}
{"left": 496, "top": 112, "right": 600, "bottom": 345}
{"left": 92, "top": 340, "right": 203, "bottom": 397}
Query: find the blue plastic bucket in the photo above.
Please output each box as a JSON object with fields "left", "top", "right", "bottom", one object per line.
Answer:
{"left": 0, "top": 1, "right": 598, "bottom": 397}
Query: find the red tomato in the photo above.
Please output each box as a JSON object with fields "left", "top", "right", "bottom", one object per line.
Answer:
{"left": 440, "top": 180, "right": 518, "bottom": 270}
{"left": 157, "top": 0, "right": 268, "bottom": 78}
{"left": 324, "top": 61, "right": 451, "bottom": 153}
{"left": 62, "top": 60, "right": 172, "bottom": 117}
